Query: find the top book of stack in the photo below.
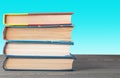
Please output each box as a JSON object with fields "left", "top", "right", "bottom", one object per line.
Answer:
{"left": 4, "top": 12, "right": 73, "bottom": 26}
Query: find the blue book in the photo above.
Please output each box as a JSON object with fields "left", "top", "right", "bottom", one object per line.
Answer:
{"left": 3, "top": 54, "right": 75, "bottom": 71}
{"left": 4, "top": 25, "right": 73, "bottom": 41}
{"left": 4, "top": 40, "right": 74, "bottom": 57}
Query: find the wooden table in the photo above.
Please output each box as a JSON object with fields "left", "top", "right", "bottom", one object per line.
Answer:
{"left": 0, "top": 55, "right": 120, "bottom": 78}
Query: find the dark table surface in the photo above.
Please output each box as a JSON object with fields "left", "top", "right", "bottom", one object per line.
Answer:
{"left": 0, "top": 55, "right": 120, "bottom": 78}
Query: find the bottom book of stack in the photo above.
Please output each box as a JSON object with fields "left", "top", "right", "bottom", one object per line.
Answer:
{"left": 3, "top": 55, "right": 74, "bottom": 71}
{"left": 3, "top": 41, "right": 75, "bottom": 71}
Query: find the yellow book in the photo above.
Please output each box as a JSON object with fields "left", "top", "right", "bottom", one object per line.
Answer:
{"left": 4, "top": 12, "right": 73, "bottom": 26}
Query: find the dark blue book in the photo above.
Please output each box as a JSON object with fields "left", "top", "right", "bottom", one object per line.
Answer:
{"left": 3, "top": 54, "right": 75, "bottom": 71}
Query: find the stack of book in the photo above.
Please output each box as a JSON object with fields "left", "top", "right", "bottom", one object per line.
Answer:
{"left": 3, "top": 12, "right": 75, "bottom": 71}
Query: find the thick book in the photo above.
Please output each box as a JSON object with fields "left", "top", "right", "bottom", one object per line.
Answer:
{"left": 4, "top": 12, "right": 73, "bottom": 26}
{"left": 3, "top": 55, "right": 74, "bottom": 71}
{"left": 4, "top": 40, "right": 74, "bottom": 56}
{"left": 3, "top": 25, "right": 73, "bottom": 41}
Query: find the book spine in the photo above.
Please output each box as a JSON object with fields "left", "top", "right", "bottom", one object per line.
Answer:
{"left": 3, "top": 14, "right": 6, "bottom": 25}
{"left": 2, "top": 55, "right": 7, "bottom": 70}
{"left": 3, "top": 27, "right": 7, "bottom": 40}
{"left": 3, "top": 42, "right": 8, "bottom": 55}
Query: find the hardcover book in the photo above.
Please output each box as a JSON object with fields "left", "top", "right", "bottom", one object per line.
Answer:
{"left": 4, "top": 12, "right": 73, "bottom": 26}
{"left": 3, "top": 55, "right": 74, "bottom": 71}
{"left": 3, "top": 25, "right": 73, "bottom": 41}
{"left": 4, "top": 41, "right": 73, "bottom": 56}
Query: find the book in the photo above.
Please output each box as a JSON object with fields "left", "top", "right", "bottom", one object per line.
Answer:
{"left": 3, "top": 25, "right": 73, "bottom": 41}
{"left": 4, "top": 41, "right": 73, "bottom": 56}
{"left": 4, "top": 12, "right": 73, "bottom": 26}
{"left": 3, "top": 55, "right": 74, "bottom": 71}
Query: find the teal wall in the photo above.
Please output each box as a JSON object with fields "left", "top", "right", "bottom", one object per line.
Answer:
{"left": 0, "top": 0, "right": 120, "bottom": 54}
